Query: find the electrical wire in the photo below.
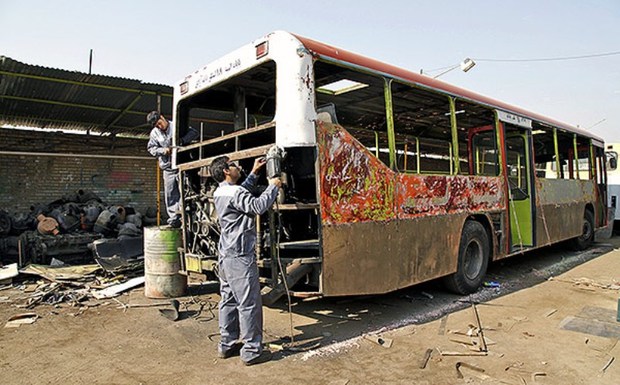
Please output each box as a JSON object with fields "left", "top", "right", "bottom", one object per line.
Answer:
{"left": 274, "top": 200, "right": 295, "bottom": 344}
{"left": 425, "top": 50, "right": 620, "bottom": 74}
{"left": 473, "top": 50, "right": 620, "bottom": 63}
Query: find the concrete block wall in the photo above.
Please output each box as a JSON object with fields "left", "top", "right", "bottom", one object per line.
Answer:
{"left": 0, "top": 128, "right": 162, "bottom": 216}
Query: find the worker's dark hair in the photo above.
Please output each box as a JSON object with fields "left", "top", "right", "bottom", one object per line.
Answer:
{"left": 210, "top": 156, "right": 230, "bottom": 183}
{"left": 146, "top": 111, "right": 161, "bottom": 127}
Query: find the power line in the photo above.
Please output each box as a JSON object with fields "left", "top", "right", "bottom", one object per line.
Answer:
{"left": 473, "top": 50, "right": 620, "bottom": 63}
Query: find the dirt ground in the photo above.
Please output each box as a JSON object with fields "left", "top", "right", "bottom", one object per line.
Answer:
{"left": 1, "top": 237, "right": 619, "bottom": 385}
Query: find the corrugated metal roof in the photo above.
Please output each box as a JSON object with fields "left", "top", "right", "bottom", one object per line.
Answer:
{"left": 0, "top": 56, "right": 173, "bottom": 137}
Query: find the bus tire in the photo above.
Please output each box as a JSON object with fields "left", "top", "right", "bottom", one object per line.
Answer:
{"left": 571, "top": 210, "right": 594, "bottom": 251}
{"left": 444, "top": 220, "right": 489, "bottom": 295}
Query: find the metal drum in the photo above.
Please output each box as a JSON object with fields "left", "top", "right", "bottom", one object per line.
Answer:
{"left": 144, "top": 226, "right": 187, "bottom": 298}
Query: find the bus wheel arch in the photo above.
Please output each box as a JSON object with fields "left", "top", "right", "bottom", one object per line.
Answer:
{"left": 571, "top": 206, "right": 595, "bottom": 251}
{"left": 443, "top": 218, "right": 490, "bottom": 295}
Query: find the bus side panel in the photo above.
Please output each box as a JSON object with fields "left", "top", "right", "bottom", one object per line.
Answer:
{"left": 535, "top": 178, "right": 597, "bottom": 245}
{"left": 317, "top": 122, "right": 505, "bottom": 296}
{"left": 321, "top": 215, "right": 465, "bottom": 296}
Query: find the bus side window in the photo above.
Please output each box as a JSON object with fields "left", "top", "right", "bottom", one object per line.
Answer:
{"left": 532, "top": 124, "right": 557, "bottom": 179}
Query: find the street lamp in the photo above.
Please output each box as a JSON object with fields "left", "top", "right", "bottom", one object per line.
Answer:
{"left": 422, "top": 58, "right": 477, "bottom": 79}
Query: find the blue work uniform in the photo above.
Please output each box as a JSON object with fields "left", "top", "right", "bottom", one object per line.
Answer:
{"left": 213, "top": 172, "right": 278, "bottom": 363}
{"left": 146, "top": 121, "right": 198, "bottom": 225}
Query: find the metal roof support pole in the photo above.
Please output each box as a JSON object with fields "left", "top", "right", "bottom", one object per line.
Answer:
{"left": 104, "top": 92, "right": 144, "bottom": 131}
{"left": 383, "top": 78, "right": 396, "bottom": 169}
{"left": 449, "top": 97, "right": 460, "bottom": 175}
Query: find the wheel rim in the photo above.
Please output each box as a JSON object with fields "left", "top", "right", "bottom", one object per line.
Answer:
{"left": 578, "top": 218, "right": 593, "bottom": 242}
{"left": 464, "top": 239, "right": 484, "bottom": 280}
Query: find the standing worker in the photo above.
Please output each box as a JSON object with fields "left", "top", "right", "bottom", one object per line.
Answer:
{"left": 210, "top": 156, "right": 281, "bottom": 366}
{"left": 146, "top": 111, "right": 198, "bottom": 227}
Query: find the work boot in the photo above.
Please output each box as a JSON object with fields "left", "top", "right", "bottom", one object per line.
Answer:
{"left": 243, "top": 350, "right": 272, "bottom": 366}
{"left": 218, "top": 342, "right": 243, "bottom": 359}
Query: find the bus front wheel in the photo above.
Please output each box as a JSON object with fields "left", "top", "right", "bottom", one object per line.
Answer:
{"left": 571, "top": 210, "right": 594, "bottom": 251}
{"left": 444, "top": 220, "right": 489, "bottom": 295}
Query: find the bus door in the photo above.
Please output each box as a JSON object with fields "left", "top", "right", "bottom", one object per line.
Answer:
{"left": 504, "top": 128, "right": 535, "bottom": 249}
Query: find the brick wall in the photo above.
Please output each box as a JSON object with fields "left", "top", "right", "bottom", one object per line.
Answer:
{"left": 0, "top": 128, "right": 163, "bottom": 217}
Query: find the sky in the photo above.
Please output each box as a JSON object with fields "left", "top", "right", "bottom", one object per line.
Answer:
{"left": 1, "top": 0, "right": 619, "bottom": 142}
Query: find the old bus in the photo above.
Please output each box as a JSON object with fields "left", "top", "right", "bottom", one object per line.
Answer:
{"left": 606, "top": 143, "right": 620, "bottom": 229}
{"left": 171, "top": 31, "right": 608, "bottom": 304}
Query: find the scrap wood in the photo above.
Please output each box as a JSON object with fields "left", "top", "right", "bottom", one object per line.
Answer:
{"left": 449, "top": 337, "right": 478, "bottom": 347}
{"left": 91, "top": 276, "right": 145, "bottom": 299}
{"left": 599, "top": 356, "right": 615, "bottom": 374}
{"left": 313, "top": 310, "right": 361, "bottom": 321}
{"left": 543, "top": 308, "right": 558, "bottom": 317}
{"left": 4, "top": 312, "right": 39, "bottom": 328}
{"left": 437, "top": 348, "right": 487, "bottom": 356}
{"left": 455, "top": 361, "right": 488, "bottom": 380}
{"left": 437, "top": 314, "right": 448, "bottom": 335}
{"left": 470, "top": 299, "right": 488, "bottom": 352}
{"left": 419, "top": 348, "right": 433, "bottom": 369}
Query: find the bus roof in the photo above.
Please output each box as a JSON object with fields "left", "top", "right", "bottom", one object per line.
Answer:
{"left": 291, "top": 33, "right": 604, "bottom": 145}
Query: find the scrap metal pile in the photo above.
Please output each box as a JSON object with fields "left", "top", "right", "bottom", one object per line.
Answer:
{"left": 0, "top": 189, "right": 157, "bottom": 309}
{"left": 0, "top": 189, "right": 156, "bottom": 266}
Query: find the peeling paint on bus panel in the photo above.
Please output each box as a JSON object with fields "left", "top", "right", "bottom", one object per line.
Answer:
{"left": 317, "top": 122, "right": 504, "bottom": 225}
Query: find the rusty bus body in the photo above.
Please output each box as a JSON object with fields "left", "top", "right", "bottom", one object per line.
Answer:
{"left": 171, "top": 31, "right": 608, "bottom": 303}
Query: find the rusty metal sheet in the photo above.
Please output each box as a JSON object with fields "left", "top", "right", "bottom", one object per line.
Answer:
{"left": 535, "top": 179, "right": 596, "bottom": 245}
{"left": 321, "top": 215, "right": 466, "bottom": 296}
{"left": 536, "top": 178, "right": 596, "bottom": 205}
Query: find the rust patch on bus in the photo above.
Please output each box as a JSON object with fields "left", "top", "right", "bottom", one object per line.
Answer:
{"left": 397, "top": 174, "right": 504, "bottom": 217}
{"left": 317, "top": 122, "right": 395, "bottom": 224}
{"left": 317, "top": 122, "right": 505, "bottom": 225}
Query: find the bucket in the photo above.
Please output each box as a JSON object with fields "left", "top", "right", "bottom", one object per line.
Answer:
{"left": 144, "top": 226, "right": 187, "bottom": 298}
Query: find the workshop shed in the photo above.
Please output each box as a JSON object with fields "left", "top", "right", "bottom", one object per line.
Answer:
{"left": 0, "top": 55, "right": 173, "bottom": 215}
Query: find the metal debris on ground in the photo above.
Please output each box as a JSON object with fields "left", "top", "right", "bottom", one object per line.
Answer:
{"left": 455, "top": 361, "right": 487, "bottom": 379}
{"left": 363, "top": 334, "right": 393, "bottom": 348}
{"left": 158, "top": 299, "right": 180, "bottom": 321}
{"left": 0, "top": 263, "right": 19, "bottom": 284}
{"left": 419, "top": 348, "right": 433, "bottom": 369}
{"left": 4, "top": 312, "right": 39, "bottom": 328}
{"left": 599, "top": 356, "right": 615, "bottom": 375}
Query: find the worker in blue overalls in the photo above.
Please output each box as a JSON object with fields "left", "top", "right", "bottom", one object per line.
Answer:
{"left": 210, "top": 155, "right": 281, "bottom": 365}
{"left": 146, "top": 111, "right": 198, "bottom": 227}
